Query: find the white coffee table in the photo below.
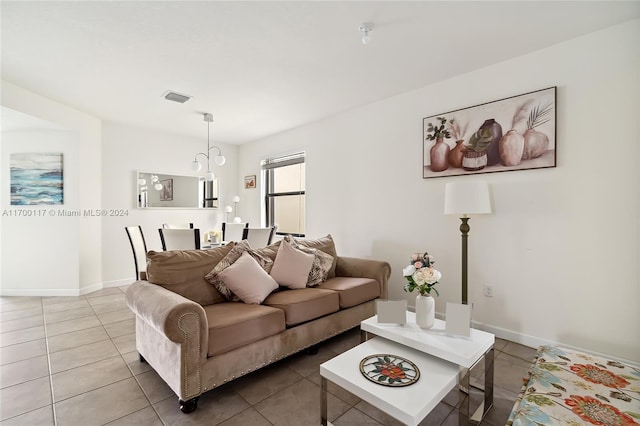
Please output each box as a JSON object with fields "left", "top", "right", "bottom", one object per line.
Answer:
{"left": 320, "top": 336, "right": 459, "bottom": 426}
{"left": 361, "top": 312, "right": 495, "bottom": 423}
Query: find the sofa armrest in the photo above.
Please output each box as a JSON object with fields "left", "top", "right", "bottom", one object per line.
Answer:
{"left": 335, "top": 256, "right": 391, "bottom": 299}
{"left": 125, "top": 280, "right": 208, "bottom": 361}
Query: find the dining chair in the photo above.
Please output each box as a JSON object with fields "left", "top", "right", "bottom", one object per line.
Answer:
{"left": 159, "top": 228, "right": 201, "bottom": 250}
{"left": 162, "top": 223, "right": 194, "bottom": 229}
{"left": 222, "top": 222, "right": 249, "bottom": 242}
{"left": 245, "top": 226, "right": 277, "bottom": 248}
{"left": 125, "top": 225, "right": 148, "bottom": 280}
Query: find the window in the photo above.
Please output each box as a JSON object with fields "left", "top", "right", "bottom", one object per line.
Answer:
{"left": 262, "top": 153, "right": 305, "bottom": 237}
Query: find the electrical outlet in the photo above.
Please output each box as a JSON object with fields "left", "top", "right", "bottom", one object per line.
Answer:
{"left": 484, "top": 285, "right": 493, "bottom": 297}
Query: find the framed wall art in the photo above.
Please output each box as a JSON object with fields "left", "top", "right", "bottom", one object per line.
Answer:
{"left": 244, "top": 175, "right": 256, "bottom": 189}
{"left": 423, "top": 86, "right": 556, "bottom": 178}
{"left": 10, "top": 152, "right": 64, "bottom": 205}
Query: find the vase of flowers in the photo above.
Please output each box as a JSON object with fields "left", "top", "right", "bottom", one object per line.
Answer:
{"left": 403, "top": 251, "right": 442, "bottom": 329}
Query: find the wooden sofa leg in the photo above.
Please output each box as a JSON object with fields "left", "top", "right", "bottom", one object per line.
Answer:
{"left": 138, "top": 353, "right": 146, "bottom": 363}
{"left": 179, "top": 396, "right": 199, "bottom": 413}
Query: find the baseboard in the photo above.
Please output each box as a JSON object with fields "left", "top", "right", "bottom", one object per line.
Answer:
{"left": 0, "top": 288, "right": 82, "bottom": 297}
{"left": 0, "top": 278, "right": 132, "bottom": 297}
{"left": 102, "top": 278, "right": 133, "bottom": 288}
{"left": 433, "top": 310, "right": 640, "bottom": 368}
{"left": 79, "top": 282, "right": 104, "bottom": 295}
{"left": 470, "top": 320, "right": 552, "bottom": 350}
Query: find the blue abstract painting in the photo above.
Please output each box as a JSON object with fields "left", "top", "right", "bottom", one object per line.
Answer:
{"left": 11, "top": 153, "right": 64, "bottom": 205}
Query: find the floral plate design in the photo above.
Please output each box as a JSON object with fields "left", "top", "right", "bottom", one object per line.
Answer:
{"left": 359, "top": 354, "right": 420, "bottom": 387}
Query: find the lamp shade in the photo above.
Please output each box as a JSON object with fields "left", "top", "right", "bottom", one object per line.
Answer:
{"left": 444, "top": 181, "right": 491, "bottom": 216}
{"left": 232, "top": 195, "right": 240, "bottom": 203}
{"left": 224, "top": 205, "right": 233, "bottom": 213}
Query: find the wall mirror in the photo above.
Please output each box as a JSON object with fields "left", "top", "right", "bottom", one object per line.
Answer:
{"left": 137, "top": 171, "right": 218, "bottom": 208}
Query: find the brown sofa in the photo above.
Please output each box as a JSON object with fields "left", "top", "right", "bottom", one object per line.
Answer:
{"left": 125, "top": 235, "right": 390, "bottom": 413}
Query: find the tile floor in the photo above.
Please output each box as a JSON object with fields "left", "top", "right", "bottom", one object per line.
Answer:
{"left": 0, "top": 286, "right": 537, "bottom": 426}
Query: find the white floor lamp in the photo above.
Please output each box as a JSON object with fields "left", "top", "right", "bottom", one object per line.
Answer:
{"left": 444, "top": 181, "right": 492, "bottom": 305}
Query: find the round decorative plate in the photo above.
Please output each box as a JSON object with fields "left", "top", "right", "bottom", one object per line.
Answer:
{"left": 359, "top": 354, "right": 420, "bottom": 387}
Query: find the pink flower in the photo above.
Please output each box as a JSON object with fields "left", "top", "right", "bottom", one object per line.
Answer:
{"left": 412, "top": 267, "right": 441, "bottom": 286}
{"left": 403, "top": 250, "right": 443, "bottom": 297}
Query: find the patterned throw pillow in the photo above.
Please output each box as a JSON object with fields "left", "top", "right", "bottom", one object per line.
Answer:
{"left": 285, "top": 236, "right": 334, "bottom": 287}
{"left": 289, "top": 234, "right": 338, "bottom": 278}
{"left": 204, "top": 240, "right": 274, "bottom": 301}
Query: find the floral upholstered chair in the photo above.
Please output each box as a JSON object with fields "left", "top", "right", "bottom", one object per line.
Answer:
{"left": 507, "top": 346, "right": 640, "bottom": 426}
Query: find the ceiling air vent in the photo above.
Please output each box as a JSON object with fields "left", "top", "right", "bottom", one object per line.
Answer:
{"left": 162, "top": 91, "right": 192, "bottom": 104}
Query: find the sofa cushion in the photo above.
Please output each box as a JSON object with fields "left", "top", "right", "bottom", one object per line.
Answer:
{"left": 270, "top": 239, "right": 314, "bottom": 289}
{"left": 263, "top": 288, "right": 339, "bottom": 326}
{"left": 146, "top": 243, "right": 236, "bottom": 306}
{"left": 316, "top": 277, "right": 381, "bottom": 308}
{"left": 217, "top": 251, "right": 279, "bottom": 304}
{"left": 205, "top": 241, "right": 274, "bottom": 301}
{"left": 204, "top": 302, "right": 286, "bottom": 356}
{"left": 286, "top": 236, "right": 334, "bottom": 287}
{"left": 289, "top": 234, "right": 338, "bottom": 278}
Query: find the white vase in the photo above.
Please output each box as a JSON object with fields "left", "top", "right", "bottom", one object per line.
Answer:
{"left": 415, "top": 295, "right": 435, "bottom": 329}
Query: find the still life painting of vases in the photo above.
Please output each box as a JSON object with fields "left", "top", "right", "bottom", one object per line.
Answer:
{"left": 423, "top": 87, "right": 556, "bottom": 178}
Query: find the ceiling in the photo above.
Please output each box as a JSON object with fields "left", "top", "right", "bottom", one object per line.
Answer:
{"left": 2, "top": 1, "right": 639, "bottom": 145}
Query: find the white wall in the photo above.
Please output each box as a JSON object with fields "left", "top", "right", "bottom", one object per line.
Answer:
{"left": 1, "top": 129, "right": 80, "bottom": 294}
{"left": 239, "top": 20, "right": 640, "bottom": 361}
{"left": 1, "top": 82, "right": 102, "bottom": 295}
{"left": 0, "top": 88, "right": 241, "bottom": 292}
{"left": 101, "top": 122, "right": 239, "bottom": 286}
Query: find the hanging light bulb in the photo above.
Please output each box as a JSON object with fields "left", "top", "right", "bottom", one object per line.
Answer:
{"left": 191, "top": 113, "right": 226, "bottom": 179}
{"left": 138, "top": 178, "right": 147, "bottom": 186}
{"left": 233, "top": 216, "right": 242, "bottom": 224}
{"left": 149, "top": 175, "right": 162, "bottom": 190}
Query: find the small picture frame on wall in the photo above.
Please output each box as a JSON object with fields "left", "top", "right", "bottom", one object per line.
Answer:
{"left": 244, "top": 175, "right": 256, "bottom": 189}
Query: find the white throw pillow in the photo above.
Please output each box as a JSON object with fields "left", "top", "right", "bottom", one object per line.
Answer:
{"left": 217, "top": 251, "right": 278, "bottom": 304}
{"left": 270, "top": 239, "right": 314, "bottom": 289}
